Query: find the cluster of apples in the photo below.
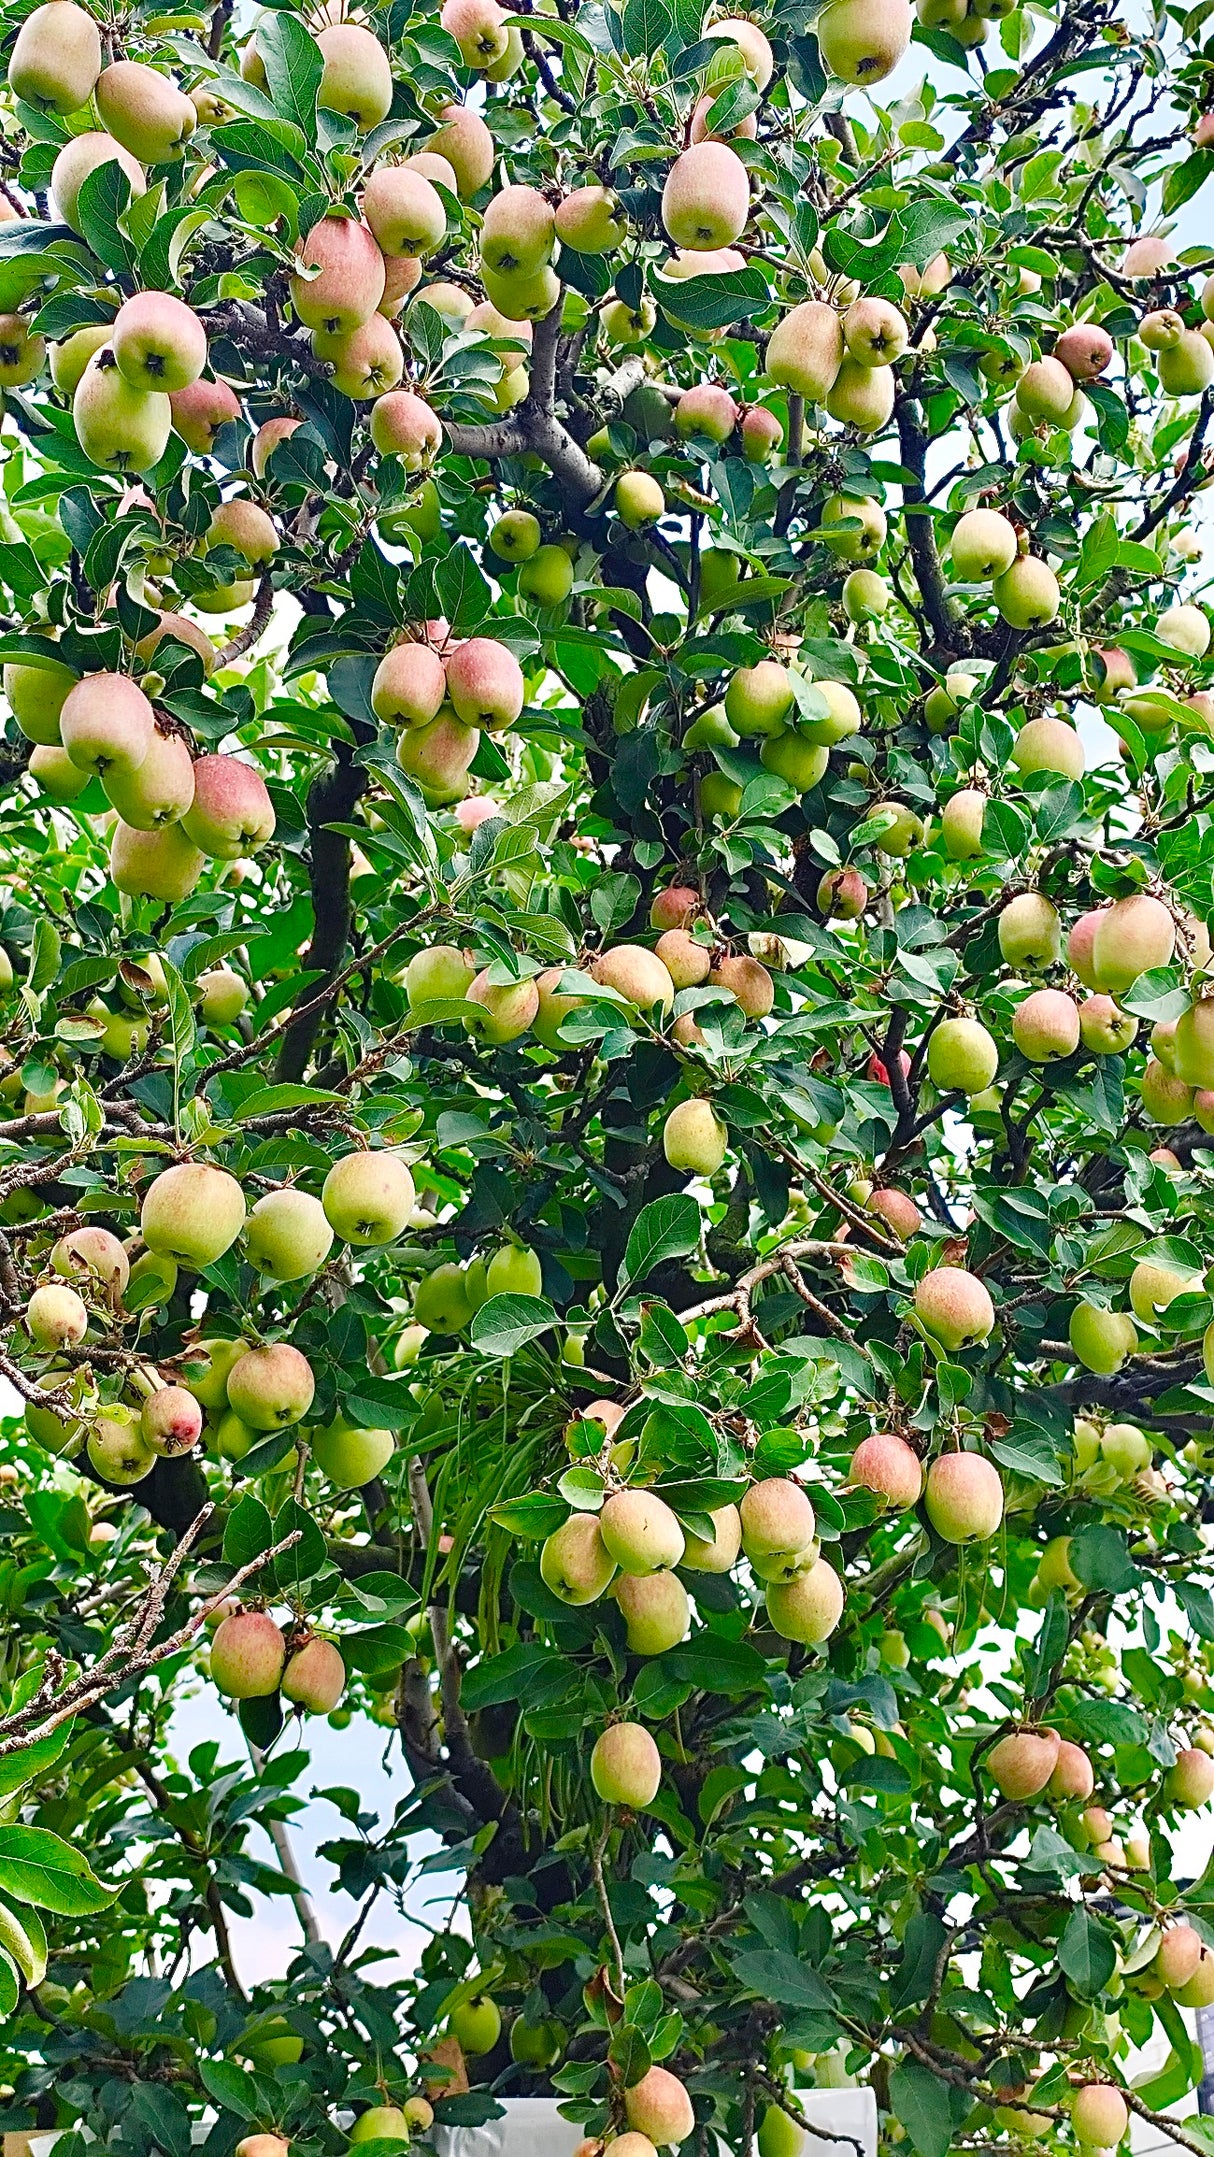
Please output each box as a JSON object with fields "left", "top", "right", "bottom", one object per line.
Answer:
{"left": 20, "top": 1151, "right": 417, "bottom": 1476}
{"left": 208, "top": 1604, "right": 346, "bottom": 1713}
{"left": 5, "top": 657, "right": 275, "bottom": 900}
{"left": 371, "top": 630, "right": 525, "bottom": 806}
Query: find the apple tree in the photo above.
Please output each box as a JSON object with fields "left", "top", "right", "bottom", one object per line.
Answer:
{"left": 2, "top": 0, "right": 1214, "bottom": 2154}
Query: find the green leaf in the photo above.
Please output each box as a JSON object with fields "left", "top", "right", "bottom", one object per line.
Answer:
{"left": 256, "top": 10, "right": 323, "bottom": 135}
{"left": 223, "top": 1492, "right": 274, "bottom": 1570}
{"left": 0, "top": 1720, "right": 73, "bottom": 1802}
{"left": 160, "top": 953, "right": 197, "bottom": 1070}
{"left": 199, "top": 2058, "right": 261, "bottom": 2119}
{"left": 271, "top": 1496, "right": 328, "bottom": 1590}
{"left": 470, "top": 1293, "right": 558, "bottom": 1356}
{"left": 620, "top": 0, "right": 673, "bottom": 51}
{"left": 621, "top": 1193, "right": 701, "bottom": 1286}
{"left": 1164, "top": 148, "right": 1214, "bottom": 213}
{"left": 0, "top": 1825, "right": 113, "bottom": 1914}
{"left": 1069, "top": 1523, "right": 1139, "bottom": 1593}
{"left": 234, "top": 1083, "right": 346, "bottom": 1119}
{"left": 890, "top": 2059, "right": 957, "bottom": 2157}
{"left": 488, "top": 1492, "right": 568, "bottom": 1538}
{"left": 1058, "top": 1906, "right": 1117, "bottom": 1996}
{"left": 730, "top": 1949, "right": 833, "bottom": 2009}
{"left": 652, "top": 265, "right": 773, "bottom": 331}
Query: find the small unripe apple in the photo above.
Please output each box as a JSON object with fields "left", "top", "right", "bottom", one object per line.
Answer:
{"left": 927, "top": 1016, "right": 998, "bottom": 1095}
{"left": 1069, "top": 1302, "right": 1137, "bottom": 1376}
{"left": 313, "top": 1418, "right": 394, "bottom": 1488}
{"left": 1078, "top": 995, "right": 1136, "bottom": 1056}
{"left": 485, "top": 1242, "right": 543, "bottom": 1298}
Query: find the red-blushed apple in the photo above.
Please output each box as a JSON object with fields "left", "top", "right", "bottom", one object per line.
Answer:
{"left": 986, "top": 1727, "right": 1060, "bottom": 1800}
{"left": 210, "top": 1608, "right": 286, "bottom": 1698}
{"left": 141, "top": 1385, "right": 203, "bottom": 1455}
{"left": 281, "top": 1636, "right": 346, "bottom": 1713}
{"left": 848, "top": 1431, "right": 923, "bottom": 1508}
{"left": 924, "top": 1452, "right": 1004, "bottom": 1542}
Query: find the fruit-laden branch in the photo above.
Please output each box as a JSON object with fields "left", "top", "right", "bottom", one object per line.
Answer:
{"left": 0, "top": 1505, "right": 300, "bottom": 1758}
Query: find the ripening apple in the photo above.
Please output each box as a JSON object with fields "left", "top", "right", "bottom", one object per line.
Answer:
{"left": 740, "top": 1477, "right": 815, "bottom": 1563}
{"left": 9, "top": 0, "right": 102, "bottom": 114}
{"left": 518, "top": 544, "right": 575, "bottom": 606}
{"left": 141, "top": 1162, "right": 246, "bottom": 1269}
{"left": 210, "top": 1609, "right": 286, "bottom": 1699}
{"left": 655, "top": 931, "right": 710, "bottom": 989}
{"left": 924, "top": 1452, "right": 1004, "bottom": 1541}
{"left": 615, "top": 470, "right": 666, "bottom": 529}
{"left": 663, "top": 1098, "right": 728, "bottom": 1174}
{"left": 26, "top": 1284, "right": 88, "bottom": 1351}
{"left": 291, "top": 215, "right": 385, "bottom": 334}
{"left": 992, "top": 555, "right": 1060, "bottom": 628}
{"left": 625, "top": 2070, "right": 696, "bottom": 2148}
{"left": 825, "top": 358, "right": 895, "bottom": 432}
{"left": 1132, "top": 1254, "right": 1202, "bottom": 1333}
{"left": 282, "top": 1636, "right": 346, "bottom": 1714}
{"left": 843, "top": 567, "right": 890, "bottom": 620}
{"left": 681, "top": 1504, "right": 743, "bottom": 1572}
{"left": 600, "top": 1490, "right": 685, "bottom": 1574}
{"left": 466, "top": 968, "right": 540, "bottom": 1042}
{"left": 949, "top": 508, "right": 1018, "bottom": 581}
{"left": 445, "top": 638, "right": 525, "bottom": 731}
{"left": 591, "top": 1722, "right": 662, "bottom": 1806}
{"left": 182, "top": 754, "right": 275, "bottom": 858}
{"left": 0, "top": 314, "right": 45, "bottom": 389}
{"left": 1090, "top": 892, "right": 1175, "bottom": 996}
{"left": 915, "top": 1268, "right": 995, "bottom": 1350}
{"left": 87, "top": 1404, "right": 157, "bottom": 1487}
{"left": 1049, "top": 1739, "right": 1094, "bottom": 1800}
{"left": 615, "top": 1572, "right": 690, "bottom": 1655}
{"left": 102, "top": 727, "right": 195, "bottom": 830}
{"left": 111, "top": 291, "right": 207, "bottom": 395}
{"left": 226, "top": 1344, "right": 315, "bottom": 1430}
{"left": 940, "top": 788, "right": 986, "bottom": 860}
{"left": 661, "top": 142, "right": 750, "bottom": 250}
{"left": 58, "top": 674, "right": 153, "bottom": 782}
{"left": 1071, "top": 2087, "right": 1128, "bottom": 2150}
{"left": 170, "top": 375, "right": 242, "bottom": 454}
{"left": 48, "top": 1229, "right": 125, "bottom": 1302}
{"left": 1012, "top": 988, "right": 1080, "bottom": 1062}
{"left": 998, "top": 892, "right": 1061, "bottom": 968}
{"left": 820, "top": 496, "right": 886, "bottom": 562}
{"left": 311, "top": 1414, "right": 394, "bottom": 1490}
{"left": 1078, "top": 995, "right": 1136, "bottom": 1056}
{"left": 848, "top": 1431, "right": 923, "bottom": 1508}
{"left": 816, "top": 0, "right": 911, "bottom": 81}
{"left": 927, "top": 1015, "right": 998, "bottom": 1095}
{"left": 322, "top": 1150, "right": 415, "bottom": 1244}
{"left": 1012, "top": 715, "right": 1084, "bottom": 779}
{"left": 541, "top": 1513, "right": 617, "bottom": 1604}
{"left": 1159, "top": 332, "right": 1214, "bottom": 397}
{"left": 51, "top": 133, "right": 145, "bottom": 233}
{"left": 766, "top": 301, "right": 844, "bottom": 401}
{"left": 766, "top": 1557, "right": 844, "bottom": 1644}
{"left": 987, "top": 1727, "right": 1060, "bottom": 1800}
{"left": 245, "top": 1189, "right": 335, "bottom": 1281}
{"left": 1175, "top": 999, "right": 1214, "bottom": 1087}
